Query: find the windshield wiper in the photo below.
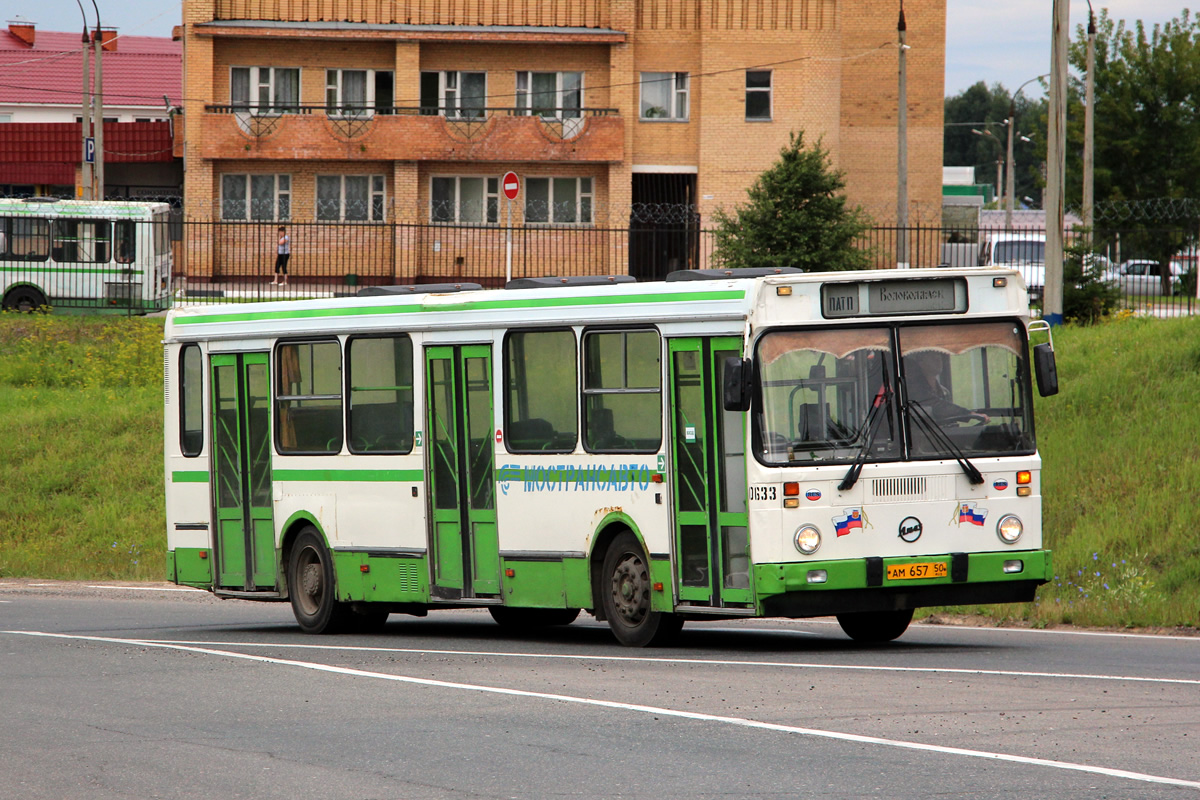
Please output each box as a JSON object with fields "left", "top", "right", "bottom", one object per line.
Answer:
{"left": 906, "top": 401, "right": 985, "bottom": 485}
{"left": 838, "top": 387, "right": 891, "bottom": 491}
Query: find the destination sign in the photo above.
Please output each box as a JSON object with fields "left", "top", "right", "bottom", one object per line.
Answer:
{"left": 821, "top": 278, "right": 965, "bottom": 318}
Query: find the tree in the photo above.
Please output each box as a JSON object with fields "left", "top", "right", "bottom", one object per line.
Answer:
{"left": 710, "top": 132, "right": 872, "bottom": 271}
{"left": 1067, "top": 10, "right": 1200, "bottom": 291}
{"left": 944, "top": 81, "right": 1047, "bottom": 207}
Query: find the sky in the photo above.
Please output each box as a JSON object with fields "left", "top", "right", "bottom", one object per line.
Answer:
{"left": 15, "top": 0, "right": 1193, "bottom": 98}
{"left": 944, "top": 0, "right": 1190, "bottom": 96}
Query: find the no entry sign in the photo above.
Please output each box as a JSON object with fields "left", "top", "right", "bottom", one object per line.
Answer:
{"left": 501, "top": 171, "right": 520, "bottom": 200}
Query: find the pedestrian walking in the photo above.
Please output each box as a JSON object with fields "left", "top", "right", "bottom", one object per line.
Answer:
{"left": 271, "top": 226, "right": 290, "bottom": 286}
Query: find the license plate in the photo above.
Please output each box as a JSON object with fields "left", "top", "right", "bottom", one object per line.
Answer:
{"left": 886, "top": 562, "right": 947, "bottom": 581}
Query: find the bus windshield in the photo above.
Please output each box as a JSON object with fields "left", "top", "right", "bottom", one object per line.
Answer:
{"left": 756, "top": 321, "right": 1034, "bottom": 465}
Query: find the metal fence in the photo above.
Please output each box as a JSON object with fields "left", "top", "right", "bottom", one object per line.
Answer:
{"left": 5, "top": 217, "right": 1197, "bottom": 318}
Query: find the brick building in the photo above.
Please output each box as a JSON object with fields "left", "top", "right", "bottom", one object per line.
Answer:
{"left": 180, "top": 0, "right": 944, "bottom": 282}
{"left": 0, "top": 18, "right": 182, "bottom": 198}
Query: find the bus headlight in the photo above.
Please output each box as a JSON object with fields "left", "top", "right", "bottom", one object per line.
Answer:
{"left": 794, "top": 525, "right": 822, "bottom": 555}
{"left": 996, "top": 514, "right": 1023, "bottom": 544}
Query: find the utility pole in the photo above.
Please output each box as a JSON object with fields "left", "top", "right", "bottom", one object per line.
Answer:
{"left": 89, "top": 1, "right": 104, "bottom": 200}
{"left": 1044, "top": 0, "right": 1069, "bottom": 327}
{"left": 79, "top": 25, "right": 91, "bottom": 200}
{"left": 896, "top": 0, "right": 909, "bottom": 268}
{"left": 1083, "top": 1, "right": 1096, "bottom": 232}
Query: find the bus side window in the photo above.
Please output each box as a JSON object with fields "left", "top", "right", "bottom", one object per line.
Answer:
{"left": 346, "top": 335, "right": 413, "bottom": 454}
{"left": 180, "top": 344, "right": 204, "bottom": 457}
{"left": 505, "top": 329, "right": 577, "bottom": 452}
{"left": 277, "top": 340, "right": 343, "bottom": 454}
{"left": 116, "top": 221, "right": 136, "bottom": 263}
{"left": 12, "top": 217, "right": 49, "bottom": 262}
{"left": 582, "top": 329, "right": 662, "bottom": 453}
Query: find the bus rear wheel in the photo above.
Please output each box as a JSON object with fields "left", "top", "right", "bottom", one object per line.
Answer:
{"left": 836, "top": 609, "right": 914, "bottom": 643}
{"left": 601, "top": 532, "right": 683, "bottom": 647}
{"left": 288, "top": 526, "right": 351, "bottom": 634}
{"left": 489, "top": 606, "right": 580, "bottom": 628}
{"left": 2, "top": 286, "right": 47, "bottom": 313}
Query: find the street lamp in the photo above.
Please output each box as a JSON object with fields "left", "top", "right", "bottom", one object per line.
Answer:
{"left": 971, "top": 128, "right": 1003, "bottom": 205}
{"left": 896, "top": 0, "right": 909, "bottom": 267}
{"left": 1083, "top": 0, "right": 1097, "bottom": 231}
{"left": 1005, "top": 74, "right": 1049, "bottom": 230}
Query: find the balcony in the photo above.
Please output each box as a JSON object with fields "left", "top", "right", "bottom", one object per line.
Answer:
{"left": 199, "top": 106, "right": 624, "bottom": 163}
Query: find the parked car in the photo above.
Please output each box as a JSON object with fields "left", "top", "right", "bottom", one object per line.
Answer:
{"left": 1104, "top": 259, "right": 1184, "bottom": 295}
{"left": 980, "top": 233, "right": 1045, "bottom": 302}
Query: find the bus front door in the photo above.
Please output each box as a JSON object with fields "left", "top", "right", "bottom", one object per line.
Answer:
{"left": 668, "top": 337, "right": 752, "bottom": 608}
{"left": 425, "top": 345, "right": 500, "bottom": 599}
{"left": 210, "top": 352, "right": 276, "bottom": 591}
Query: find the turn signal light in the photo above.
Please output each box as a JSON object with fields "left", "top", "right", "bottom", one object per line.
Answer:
{"left": 198, "top": 550, "right": 208, "bottom": 560}
{"left": 360, "top": 564, "right": 370, "bottom": 573}
{"left": 653, "top": 582, "right": 664, "bottom": 592}
{"left": 1016, "top": 470, "right": 1032, "bottom": 485}
{"left": 783, "top": 482, "right": 800, "bottom": 496}
{"left": 505, "top": 568, "right": 515, "bottom": 578}
{"left": 651, "top": 473, "right": 664, "bottom": 483}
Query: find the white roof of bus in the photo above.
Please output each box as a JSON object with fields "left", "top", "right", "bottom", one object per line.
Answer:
{"left": 164, "top": 267, "right": 1026, "bottom": 343}
{"left": 0, "top": 198, "right": 171, "bottom": 217}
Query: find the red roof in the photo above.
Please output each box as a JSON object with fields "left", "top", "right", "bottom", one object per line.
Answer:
{"left": 0, "top": 29, "right": 181, "bottom": 107}
{"left": 0, "top": 122, "right": 175, "bottom": 163}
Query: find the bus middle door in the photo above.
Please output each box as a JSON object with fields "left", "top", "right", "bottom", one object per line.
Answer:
{"left": 425, "top": 345, "right": 500, "bottom": 600}
{"left": 668, "top": 337, "right": 752, "bottom": 608}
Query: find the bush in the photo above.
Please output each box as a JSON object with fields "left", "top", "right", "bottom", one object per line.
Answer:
{"left": 1063, "top": 242, "right": 1121, "bottom": 324}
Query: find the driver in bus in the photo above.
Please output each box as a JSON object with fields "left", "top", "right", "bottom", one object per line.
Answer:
{"left": 904, "top": 351, "right": 990, "bottom": 426}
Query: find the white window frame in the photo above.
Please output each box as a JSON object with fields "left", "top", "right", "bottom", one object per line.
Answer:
{"left": 515, "top": 71, "right": 583, "bottom": 119}
{"left": 230, "top": 66, "right": 300, "bottom": 115}
{"left": 524, "top": 177, "right": 594, "bottom": 226}
{"left": 429, "top": 176, "right": 500, "bottom": 225}
{"left": 420, "top": 71, "right": 488, "bottom": 118}
{"left": 315, "top": 175, "right": 386, "bottom": 222}
{"left": 220, "top": 174, "right": 291, "bottom": 221}
{"left": 325, "top": 68, "right": 393, "bottom": 117}
{"left": 745, "top": 70, "right": 773, "bottom": 121}
{"left": 639, "top": 72, "right": 689, "bottom": 121}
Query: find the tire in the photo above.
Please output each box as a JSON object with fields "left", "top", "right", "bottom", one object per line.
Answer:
{"left": 600, "top": 532, "right": 683, "bottom": 647}
{"left": 288, "top": 526, "right": 351, "bottom": 634}
{"left": 2, "top": 286, "right": 48, "bottom": 313}
{"left": 488, "top": 606, "right": 581, "bottom": 628}
{"left": 836, "top": 609, "right": 914, "bottom": 643}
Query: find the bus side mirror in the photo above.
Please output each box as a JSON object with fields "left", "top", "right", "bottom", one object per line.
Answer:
{"left": 1033, "top": 343, "right": 1059, "bottom": 397}
{"left": 723, "top": 357, "right": 752, "bottom": 412}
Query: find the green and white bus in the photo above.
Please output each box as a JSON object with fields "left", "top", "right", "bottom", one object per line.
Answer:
{"left": 0, "top": 198, "right": 173, "bottom": 312}
{"left": 163, "top": 267, "right": 1059, "bottom": 645}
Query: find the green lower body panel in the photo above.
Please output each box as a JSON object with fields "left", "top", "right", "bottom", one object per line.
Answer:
{"left": 754, "top": 550, "right": 1052, "bottom": 618}
{"left": 168, "top": 548, "right": 214, "bottom": 588}
{"left": 333, "top": 552, "right": 429, "bottom": 603}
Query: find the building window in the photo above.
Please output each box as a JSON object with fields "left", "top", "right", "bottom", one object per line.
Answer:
{"left": 582, "top": 330, "right": 662, "bottom": 453}
{"left": 505, "top": 330, "right": 578, "bottom": 453}
{"left": 325, "top": 69, "right": 394, "bottom": 116}
{"left": 231, "top": 67, "right": 299, "bottom": 114}
{"left": 745, "top": 70, "right": 772, "bottom": 120}
{"left": 221, "top": 174, "right": 291, "bottom": 221}
{"left": 419, "top": 71, "right": 487, "bottom": 118}
{"left": 525, "top": 177, "right": 592, "bottom": 225}
{"left": 277, "top": 340, "right": 343, "bottom": 454}
{"left": 316, "top": 175, "right": 386, "bottom": 222}
{"left": 640, "top": 72, "right": 689, "bottom": 120}
{"left": 430, "top": 176, "right": 499, "bottom": 224}
{"left": 347, "top": 336, "right": 414, "bottom": 454}
{"left": 180, "top": 344, "right": 203, "bottom": 457}
{"left": 516, "top": 71, "right": 582, "bottom": 119}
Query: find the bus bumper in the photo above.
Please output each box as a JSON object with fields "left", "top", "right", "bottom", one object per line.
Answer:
{"left": 755, "top": 550, "right": 1051, "bottom": 618}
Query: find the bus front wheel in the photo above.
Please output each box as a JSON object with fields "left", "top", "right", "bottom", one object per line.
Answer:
{"left": 836, "top": 609, "right": 914, "bottom": 643}
{"left": 601, "top": 532, "right": 683, "bottom": 647}
{"left": 2, "top": 286, "right": 47, "bottom": 313}
{"left": 288, "top": 526, "right": 351, "bottom": 634}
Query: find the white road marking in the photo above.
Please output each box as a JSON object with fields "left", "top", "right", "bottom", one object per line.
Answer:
{"left": 86, "top": 585, "right": 206, "bottom": 593}
{"left": 131, "top": 638, "right": 1200, "bottom": 687}
{"left": 5, "top": 629, "right": 1200, "bottom": 791}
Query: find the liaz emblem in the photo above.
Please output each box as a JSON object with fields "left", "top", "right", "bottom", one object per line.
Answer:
{"left": 898, "top": 516, "right": 922, "bottom": 543}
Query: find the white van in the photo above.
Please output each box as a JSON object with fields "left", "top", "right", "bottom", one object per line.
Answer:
{"left": 980, "top": 233, "right": 1045, "bottom": 303}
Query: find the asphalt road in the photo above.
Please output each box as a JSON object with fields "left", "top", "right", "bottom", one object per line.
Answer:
{"left": 1, "top": 581, "right": 1197, "bottom": 800}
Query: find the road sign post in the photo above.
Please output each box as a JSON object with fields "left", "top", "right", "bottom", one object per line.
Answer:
{"left": 502, "top": 171, "right": 520, "bottom": 284}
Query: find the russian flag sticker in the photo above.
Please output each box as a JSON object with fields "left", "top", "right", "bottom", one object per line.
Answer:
{"left": 806, "top": 489, "right": 821, "bottom": 501}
